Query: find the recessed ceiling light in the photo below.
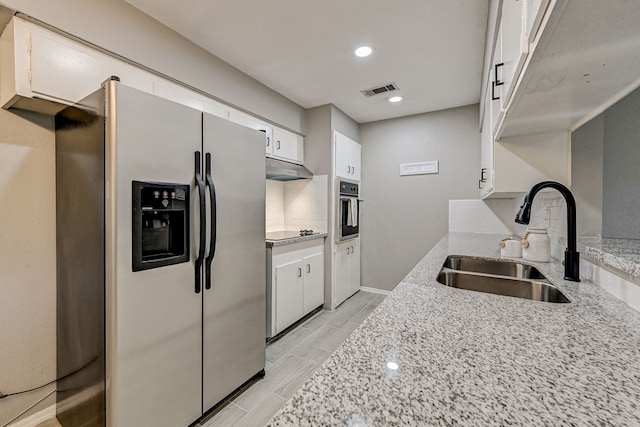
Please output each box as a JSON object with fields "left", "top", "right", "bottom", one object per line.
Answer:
{"left": 387, "top": 361, "right": 399, "bottom": 370}
{"left": 388, "top": 96, "right": 403, "bottom": 103}
{"left": 354, "top": 46, "right": 373, "bottom": 57}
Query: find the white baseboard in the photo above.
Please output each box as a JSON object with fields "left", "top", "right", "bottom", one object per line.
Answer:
{"left": 11, "top": 405, "right": 56, "bottom": 427}
{"left": 360, "top": 286, "right": 391, "bottom": 296}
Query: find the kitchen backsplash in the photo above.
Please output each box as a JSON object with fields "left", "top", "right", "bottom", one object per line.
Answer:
{"left": 266, "top": 175, "right": 328, "bottom": 233}
{"left": 266, "top": 180, "right": 285, "bottom": 231}
{"left": 449, "top": 193, "right": 571, "bottom": 262}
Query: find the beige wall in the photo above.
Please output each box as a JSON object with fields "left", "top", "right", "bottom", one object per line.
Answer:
{"left": 360, "top": 104, "right": 481, "bottom": 290}
{"left": 0, "top": 108, "right": 56, "bottom": 425}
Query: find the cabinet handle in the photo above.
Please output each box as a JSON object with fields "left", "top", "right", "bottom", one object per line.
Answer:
{"left": 480, "top": 168, "right": 487, "bottom": 182}
{"left": 266, "top": 137, "right": 270, "bottom": 147}
{"left": 298, "top": 267, "right": 302, "bottom": 277}
{"left": 494, "top": 63, "right": 504, "bottom": 86}
{"left": 307, "top": 264, "right": 311, "bottom": 273}
{"left": 491, "top": 81, "right": 500, "bottom": 101}
{"left": 479, "top": 179, "right": 484, "bottom": 189}
{"left": 276, "top": 140, "right": 281, "bottom": 150}
{"left": 351, "top": 246, "right": 354, "bottom": 253}
{"left": 347, "top": 247, "right": 350, "bottom": 255}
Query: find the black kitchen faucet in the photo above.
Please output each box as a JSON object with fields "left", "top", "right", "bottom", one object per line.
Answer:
{"left": 515, "top": 181, "right": 580, "bottom": 282}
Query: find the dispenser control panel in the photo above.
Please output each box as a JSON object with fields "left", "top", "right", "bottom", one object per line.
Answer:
{"left": 132, "top": 181, "right": 190, "bottom": 271}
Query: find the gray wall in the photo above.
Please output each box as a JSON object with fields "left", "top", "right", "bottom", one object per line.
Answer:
{"left": 602, "top": 87, "right": 640, "bottom": 239}
{"left": 360, "top": 104, "right": 480, "bottom": 290}
{"left": 1, "top": 0, "right": 306, "bottom": 133}
{"left": 571, "top": 113, "right": 604, "bottom": 237}
{"left": 331, "top": 105, "right": 360, "bottom": 142}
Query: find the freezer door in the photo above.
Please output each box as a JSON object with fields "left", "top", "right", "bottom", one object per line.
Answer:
{"left": 105, "top": 81, "right": 203, "bottom": 427}
{"left": 202, "top": 113, "right": 266, "bottom": 410}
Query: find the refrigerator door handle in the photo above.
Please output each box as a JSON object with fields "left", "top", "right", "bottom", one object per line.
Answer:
{"left": 195, "top": 151, "right": 206, "bottom": 294}
{"left": 204, "top": 153, "right": 217, "bottom": 290}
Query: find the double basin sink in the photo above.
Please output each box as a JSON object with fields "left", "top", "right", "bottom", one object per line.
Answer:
{"left": 437, "top": 256, "right": 570, "bottom": 303}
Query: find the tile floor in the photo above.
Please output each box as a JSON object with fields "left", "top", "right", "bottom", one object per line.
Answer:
{"left": 196, "top": 290, "right": 386, "bottom": 427}
{"left": 35, "top": 290, "right": 386, "bottom": 427}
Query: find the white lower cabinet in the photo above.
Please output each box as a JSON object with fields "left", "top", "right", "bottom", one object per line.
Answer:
{"left": 334, "top": 239, "right": 360, "bottom": 307}
{"left": 267, "top": 239, "right": 324, "bottom": 338}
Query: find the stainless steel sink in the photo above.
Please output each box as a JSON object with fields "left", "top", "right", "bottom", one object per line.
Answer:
{"left": 437, "top": 256, "right": 570, "bottom": 303}
{"left": 443, "top": 255, "right": 547, "bottom": 280}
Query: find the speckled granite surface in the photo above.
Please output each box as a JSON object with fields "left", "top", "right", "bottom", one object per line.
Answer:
{"left": 267, "top": 232, "right": 640, "bottom": 426}
{"left": 266, "top": 233, "right": 327, "bottom": 247}
{"left": 583, "top": 237, "right": 640, "bottom": 279}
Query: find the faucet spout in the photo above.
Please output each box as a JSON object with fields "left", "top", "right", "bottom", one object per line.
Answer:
{"left": 515, "top": 181, "right": 580, "bottom": 282}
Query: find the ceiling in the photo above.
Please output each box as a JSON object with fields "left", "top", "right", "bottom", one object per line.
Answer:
{"left": 122, "top": 0, "right": 489, "bottom": 123}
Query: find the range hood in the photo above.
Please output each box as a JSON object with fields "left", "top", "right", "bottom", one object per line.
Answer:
{"left": 266, "top": 158, "right": 313, "bottom": 181}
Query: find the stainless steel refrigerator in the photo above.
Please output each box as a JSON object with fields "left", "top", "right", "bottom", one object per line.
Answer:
{"left": 55, "top": 77, "right": 266, "bottom": 426}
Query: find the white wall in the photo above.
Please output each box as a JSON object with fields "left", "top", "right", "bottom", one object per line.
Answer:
{"left": 0, "top": 0, "right": 306, "bottom": 133}
{"left": 360, "top": 104, "right": 481, "bottom": 291}
{"left": 265, "top": 176, "right": 328, "bottom": 234}
{"left": 0, "top": 108, "right": 56, "bottom": 425}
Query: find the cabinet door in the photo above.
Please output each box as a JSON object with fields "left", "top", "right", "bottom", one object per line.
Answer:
{"left": 334, "top": 242, "right": 351, "bottom": 306}
{"left": 480, "top": 80, "right": 495, "bottom": 198}
{"left": 526, "top": 0, "right": 550, "bottom": 43}
{"left": 335, "top": 133, "right": 351, "bottom": 179}
{"left": 273, "top": 127, "right": 303, "bottom": 164}
{"left": 490, "top": 23, "right": 504, "bottom": 135}
{"left": 348, "top": 240, "right": 361, "bottom": 297}
{"left": 275, "top": 260, "right": 304, "bottom": 333}
{"left": 335, "top": 132, "right": 361, "bottom": 180}
{"left": 302, "top": 252, "right": 324, "bottom": 313}
{"left": 350, "top": 140, "right": 362, "bottom": 181}
{"left": 500, "top": 0, "right": 528, "bottom": 109}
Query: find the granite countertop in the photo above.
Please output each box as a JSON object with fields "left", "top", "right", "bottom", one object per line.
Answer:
{"left": 266, "top": 231, "right": 327, "bottom": 247}
{"left": 268, "top": 232, "right": 640, "bottom": 426}
{"left": 582, "top": 237, "right": 640, "bottom": 279}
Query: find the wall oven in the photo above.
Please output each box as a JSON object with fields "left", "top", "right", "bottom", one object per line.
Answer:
{"left": 336, "top": 180, "right": 360, "bottom": 242}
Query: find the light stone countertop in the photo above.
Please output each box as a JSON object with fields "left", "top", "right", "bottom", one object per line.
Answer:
{"left": 266, "top": 232, "right": 327, "bottom": 248}
{"left": 267, "top": 232, "right": 640, "bottom": 426}
{"left": 583, "top": 237, "right": 640, "bottom": 279}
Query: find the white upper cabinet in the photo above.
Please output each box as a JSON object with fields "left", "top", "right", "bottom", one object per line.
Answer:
{"left": 499, "top": 0, "right": 528, "bottom": 111}
{"left": 489, "top": 0, "right": 528, "bottom": 138}
{"left": 488, "top": 0, "right": 640, "bottom": 139}
{"left": 334, "top": 131, "right": 361, "bottom": 181}
{"left": 480, "top": 79, "right": 494, "bottom": 198}
{"left": 272, "top": 127, "right": 304, "bottom": 164}
{"left": 1, "top": 16, "right": 305, "bottom": 161}
{"left": 490, "top": 23, "right": 504, "bottom": 135}
{"left": 228, "top": 109, "right": 304, "bottom": 163}
{"left": 525, "top": 0, "right": 550, "bottom": 43}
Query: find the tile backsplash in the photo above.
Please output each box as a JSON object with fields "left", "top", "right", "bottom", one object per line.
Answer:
{"left": 266, "top": 175, "right": 328, "bottom": 233}
{"left": 449, "top": 192, "right": 572, "bottom": 262}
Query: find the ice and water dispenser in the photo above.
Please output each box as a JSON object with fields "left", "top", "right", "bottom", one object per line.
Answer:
{"left": 132, "top": 181, "right": 190, "bottom": 271}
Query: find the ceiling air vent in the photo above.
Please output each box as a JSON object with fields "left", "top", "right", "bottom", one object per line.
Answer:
{"left": 361, "top": 83, "right": 399, "bottom": 97}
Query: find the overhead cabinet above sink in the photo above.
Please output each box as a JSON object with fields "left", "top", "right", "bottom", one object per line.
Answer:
{"left": 483, "top": 0, "right": 640, "bottom": 141}
{"left": 479, "top": 0, "right": 640, "bottom": 198}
